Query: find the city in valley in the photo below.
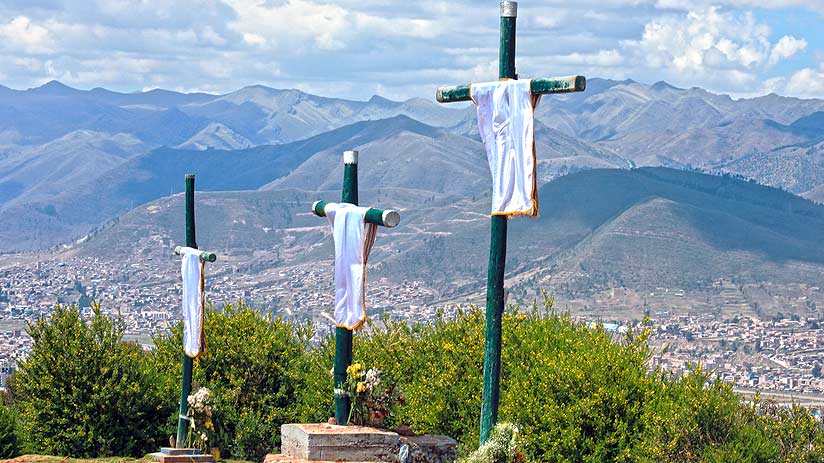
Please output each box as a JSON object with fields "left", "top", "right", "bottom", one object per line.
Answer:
{"left": 2, "top": 253, "right": 824, "bottom": 411}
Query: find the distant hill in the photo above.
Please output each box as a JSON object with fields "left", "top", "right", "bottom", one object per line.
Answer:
{"left": 0, "top": 116, "right": 459, "bottom": 250}
{"left": 2, "top": 78, "right": 824, "bottom": 251}
{"left": 72, "top": 167, "right": 824, "bottom": 314}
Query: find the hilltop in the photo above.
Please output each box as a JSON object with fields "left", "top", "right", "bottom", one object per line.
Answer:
{"left": 70, "top": 167, "right": 824, "bottom": 319}
{"left": 1, "top": 79, "right": 823, "bottom": 251}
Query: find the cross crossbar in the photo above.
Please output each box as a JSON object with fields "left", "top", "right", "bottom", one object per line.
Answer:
{"left": 312, "top": 200, "right": 400, "bottom": 228}
{"left": 174, "top": 246, "right": 217, "bottom": 262}
{"left": 435, "top": 75, "right": 586, "bottom": 103}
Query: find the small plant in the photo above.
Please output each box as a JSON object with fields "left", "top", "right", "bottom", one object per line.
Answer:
{"left": 336, "top": 362, "right": 404, "bottom": 427}
{"left": 459, "top": 423, "right": 523, "bottom": 463}
{"left": 186, "top": 387, "right": 215, "bottom": 451}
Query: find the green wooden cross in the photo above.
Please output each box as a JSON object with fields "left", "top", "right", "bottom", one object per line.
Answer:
{"left": 311, "top": 150, "right": 400, "bottom": 425}
{"left": 174, "top": 174, "right": 217, "bottom": 448}
{"left": 435, "top": 1, "right": 587, "bottom": 445}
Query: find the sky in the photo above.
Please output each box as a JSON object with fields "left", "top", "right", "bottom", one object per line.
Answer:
{"left": 0, "top": 0, "right": 822, "bottom": 101}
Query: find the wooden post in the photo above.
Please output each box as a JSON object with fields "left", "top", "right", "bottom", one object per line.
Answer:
{"left": 434, "top": 1, "right": 586, "bottom": 446}
{"left": 477, "top": 2, "right": 518, "bottom": 445}
{"left": 335, "top": 150, "right": 358, "bottom": 426}
{"left": 312, "top": 150, "right": 400, "bottom": 425}
{"left": 176, "top": 174, "right": 197, "bottom": 448}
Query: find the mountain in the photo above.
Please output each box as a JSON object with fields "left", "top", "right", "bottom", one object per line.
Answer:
{"left": 0, "top": 116, "right": 481, "bottom": 251}
{"left": 0, "top": 130, "right": 149, "bottom": 206}
{"left": 70, "top": 167, "right": 824, "bottom": 319}
{"left": 2, "top": 79, "right": 824, "bottom": 253}
{"left": 176, "top": 122, "right": 254, "bottom": 151}
{"left": 536, "top": 79, "right": 824, "bottom": 169}
{"left": 179, "top": 86, "right": 468, "bottom": 145}
{"left": 505, "top": 168, "right": 824, "bottom": 300}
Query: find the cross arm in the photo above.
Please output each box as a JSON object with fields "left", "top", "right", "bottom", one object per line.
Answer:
{"left": 312, "top": 200, "right": 400, "bottom": 228}
{"left": 435, "top": 75, "right": 586, "bottom": 103}
{"left": 174, "top": 246, "right": 217, "bottom": 262}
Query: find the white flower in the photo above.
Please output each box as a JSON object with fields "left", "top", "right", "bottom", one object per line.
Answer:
{"left": 365, "top": 368, "right": 381, "bottom": 389}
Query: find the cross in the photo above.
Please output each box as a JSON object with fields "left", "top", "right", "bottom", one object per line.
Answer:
{"left": 173, "top": 174, "right": 217, "bottom": 448}
{"left": 435, "top": 1, "right": 586, "bottom": 445}
{"left": 311, "top": 150, "right": 400, "bottom": 425}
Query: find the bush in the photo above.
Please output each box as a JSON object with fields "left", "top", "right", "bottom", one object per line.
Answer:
{"left": 12, "top": 304, "right": 172, "bottom": 457}
{"left": 151, "top": 302, "right": 312, "bottom": 461}
{"left": 0, "top": 403, "right": 21, "bottom": 458}
{"left": 8, "top": 298, "right": 824, "bottom": 462}
{"left": 305, "top": 300, "right": 824, "bottom": 462}
{"left": 459, "top": 422, "right": 522, "bottom": 463}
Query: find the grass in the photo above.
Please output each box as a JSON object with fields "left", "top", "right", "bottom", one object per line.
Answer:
{"left": 2, "top": 456, "right": 254, "bottom": 463}
{"left": 2, "top": 456, "right": 153, "bottom": 463}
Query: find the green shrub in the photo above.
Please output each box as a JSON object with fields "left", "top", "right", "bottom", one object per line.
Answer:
{"left": 12, "top": 304, "right": 172, "bottom": 457}
{"left": 0, "top": 403, "right": 21, "bottom": 458}
{"left": 459, "top": 422, "right": 522, "bottom": 463}
{"left": 305, "top": 300, "right": 824, "bottom": 462}
{"left": 151, "top": 302, "right": 312, "bottom": 461}
{"left": 8, "top": 298, "right": 824, "bottom": 462}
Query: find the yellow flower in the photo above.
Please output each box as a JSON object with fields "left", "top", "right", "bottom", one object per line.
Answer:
{"left": 347, "top": 362, "right": 364, "bottom": 377}
{"left": 356, "top": 382, "right": 367, "bottom": 393}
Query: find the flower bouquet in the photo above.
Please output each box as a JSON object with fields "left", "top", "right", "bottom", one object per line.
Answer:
{"left": 185, "top": 387, "right": 215, "bottom": 452}
{"left": 334, "top": 362, "right": 405, "bottom": 427}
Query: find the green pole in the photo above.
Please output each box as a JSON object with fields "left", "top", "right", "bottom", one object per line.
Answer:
{"left": 333, "top": 150, "right": 358, "bottom": 425}
{"left": 176, "top": 174, "right": 197, "bottom": 448}
{"left": 479, "top": 0, "right": 517, "bottom": 446}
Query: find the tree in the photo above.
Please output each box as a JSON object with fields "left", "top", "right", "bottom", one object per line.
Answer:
{"left": 12, "top": 304, "right": 172, "bottom": 457}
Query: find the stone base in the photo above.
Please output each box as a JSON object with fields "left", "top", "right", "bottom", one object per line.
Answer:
{"left": 264, "top": 455, "right": 373, "bottom": 463}
{"left": 270, "top": 423, "right": 457, "bottom": 463}
{"left": 151, "top": 448, "right": 215, "bottom": 463}
{"left": 400, "top": 435, "right": 458, "bottom": 463}
{"left": 281, "top": 423, "right": 400, "bottom": 462}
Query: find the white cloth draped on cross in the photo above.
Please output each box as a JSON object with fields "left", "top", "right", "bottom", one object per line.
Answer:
{"left": 179, "top": 246, "right": 207, "bottom": 358}
{"left": 471, "top": 79, "right": 542, "bottom": 217}
{"left": 324, "top": 202, "right": 378, "bottom": 330}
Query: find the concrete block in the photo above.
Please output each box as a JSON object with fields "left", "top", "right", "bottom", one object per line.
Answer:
{"left": 400, "top": 435, "right": 458, "bottom": 463}
{"left": 150, "top": 452, "right": 215, "bottom": 463}
{"left": 281, "top": 423, "right": 400, "bottom": 462}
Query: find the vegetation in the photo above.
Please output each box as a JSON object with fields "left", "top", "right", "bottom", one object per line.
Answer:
{"left": 0, "top": 402, "right": 21, "bottom": 458}
{"left": 151, "top": 302, "right": 313, "bottom": 461}
{"left": 458, "top": 423, "right": 522, "bottom": 463}
{"left": 11, "top": 304, "right": 172, "bottom": 458}
{"left": 4, "top": 300, "right": 824, "bottom": 462}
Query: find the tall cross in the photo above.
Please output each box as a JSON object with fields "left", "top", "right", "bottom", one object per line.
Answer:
{"left": 311, "top": 150, "right": 400, "bottom": 425}
{"left": 435, "top": 1, "right": 586, "bottom": 445}
{"left": 173, "top": 174, "right": 217, "bottom": 448}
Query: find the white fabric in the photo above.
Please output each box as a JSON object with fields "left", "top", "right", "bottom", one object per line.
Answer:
{"left": 324, "top": 202, "right": 378, "bottom": 330}
{"left": 471, "top": 79, "right": 541, "bottom": 217}
{"left": 179, "top": 246, "right": 206, "bottom": 358}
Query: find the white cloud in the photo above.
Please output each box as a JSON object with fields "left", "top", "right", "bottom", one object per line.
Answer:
{"left": 226, "top": 0, "right": 442, "bottom": 53}
{"left": 0, "top": 16, "right": 54, "bottom": 54}
{"left": 764, "top": 62, "right": 824, "bottom": 98}
{"left": 627, "top": 7, "right": 772, "bottom": 72}
{"left": 615, "top": 7, "right": 814, "bottom": 93}
{"left": 0, "top": 0, "right": 819, "bottom": 99}
{"left": 769, "top": 35, "right": 807, "bottom": 65}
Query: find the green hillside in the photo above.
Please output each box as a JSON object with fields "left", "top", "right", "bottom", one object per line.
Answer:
{"left": 74, "top": 167, "right": 824, "bottom": 316}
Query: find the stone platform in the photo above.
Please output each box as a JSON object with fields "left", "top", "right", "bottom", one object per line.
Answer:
{"left": 267, "top": 423, "right": 457, "bottom": 463}
{"left": 151, "top": 447, "right": 215, "bottom": 463}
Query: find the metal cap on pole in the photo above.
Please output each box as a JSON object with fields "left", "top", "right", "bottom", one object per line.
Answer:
{"left": 343, "top": 150, "right": 359, "bottom": 165}
{"left": 500, "top": 1, "right": 517, "bottom": 17}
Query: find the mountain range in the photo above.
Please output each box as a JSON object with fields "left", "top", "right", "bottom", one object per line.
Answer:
{"left": 1, "top": 78, "right": 823, "bottom": 313}
{"left": 2, "top": 78, "right": 823, "bottom": 251}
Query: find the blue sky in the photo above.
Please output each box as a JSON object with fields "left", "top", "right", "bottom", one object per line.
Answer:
{"left": 0, "top": 0, "right": 821, "bottom": 100}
